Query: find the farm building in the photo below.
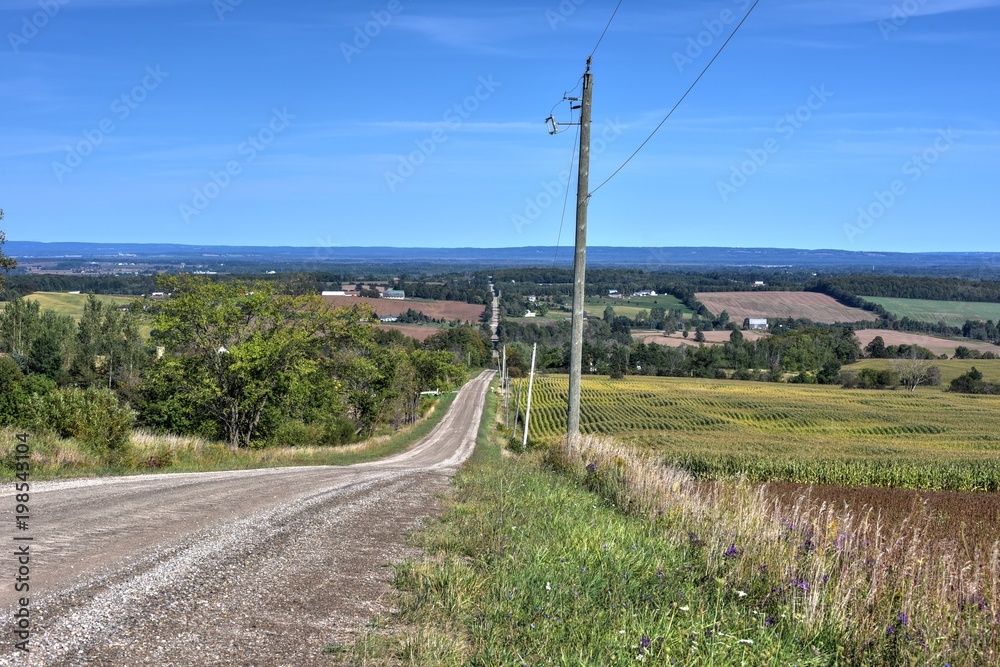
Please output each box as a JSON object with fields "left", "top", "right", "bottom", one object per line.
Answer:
{"left": 748, "top": 318, "right": 769, "bottom": 330}
{"left": 379, "top": 315, "right": 399, "bottom": 323}
{"left": 608, "top": 289, "right": 623, "bottom": 299}
{"left": 382, "top": 290, "right": 406, "bottom": 300}
{"left": 321, "top": 290, "right": 347, "bottom": 297}
{"left": 634, "top": 290, "right": 657, "bottom": 297}
{"left": 527, "top": 295, "right": 537, "bottom": 303}
{"left": 524, "top": 311, "right": 537, "bottom": 318}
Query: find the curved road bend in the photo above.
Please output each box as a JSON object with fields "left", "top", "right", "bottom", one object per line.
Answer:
{"left": 0, "top": 370, "right": 495, "bottom": 667}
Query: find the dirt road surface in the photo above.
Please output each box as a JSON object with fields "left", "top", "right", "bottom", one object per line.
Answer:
{"left": 0, "top": 371, "right": 495, "bottom": 666}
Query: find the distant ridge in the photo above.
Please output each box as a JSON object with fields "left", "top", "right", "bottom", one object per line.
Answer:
{"left": 5, "top": 241, "right": 999, "bottom": 272}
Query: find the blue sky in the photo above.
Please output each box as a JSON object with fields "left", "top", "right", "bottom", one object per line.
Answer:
{"left": 1, "top": 0, "right": 998, "bottom": 252}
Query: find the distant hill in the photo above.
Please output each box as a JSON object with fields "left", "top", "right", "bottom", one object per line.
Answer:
{"left": 5, "top": 241, "right": 999, "bottom": 274}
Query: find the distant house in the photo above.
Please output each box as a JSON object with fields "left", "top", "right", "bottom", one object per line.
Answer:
{"left": 608, "top": 289, "right": 623, "bottom": 299}
{"left": 634, "top": 290, "right": 657, "bottom": 297}
{"left": 526, "top": 295, "right": 537, "bottom": 303}
{"left": 379, "top": 315, "right": 399, "bottom": 323}
{"left": 382, "top": 290, "right": 406, "bottom": 300}
{"left": 748, "top": 318, "right": 769, "bottom": 330}
{"left": 321, "top": 290, "right": 347, "bottom": 297}
{"left": 524, "top": 311, "right": 537, "bottom": 318}
{"left": 753, "top": 281, "right": 766, "bottom": 288}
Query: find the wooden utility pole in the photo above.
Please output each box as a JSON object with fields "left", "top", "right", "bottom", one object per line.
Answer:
{"left": 522, "top": 343, "right": 537, "bottom": 451}
{"left": 567, "top": 58, "right": 593, "bottom": 451}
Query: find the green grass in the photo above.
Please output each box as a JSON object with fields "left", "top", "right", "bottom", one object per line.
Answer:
{"left": 862, "top": 296, "right": 1000, "bottom": 327}
{"left": 846, "top": 358, "right": 1000, "bottom": 385}
{"left": 586, "top": 294, "right": 693, "bottom": 320}
{"left": 0, "top": 291, "right": 137, "bottom": 320}
{"left": 0, "top": 392, "right": 458, "bottom": 481}
{"left": 337, "top": 394, "right": 999, "bottom": 664}
{"left": 511, "top": 374, "right": 1000, "bottom": 491}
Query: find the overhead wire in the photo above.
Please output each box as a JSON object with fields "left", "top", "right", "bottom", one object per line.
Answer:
{"left": 589, "top": 0, "right": 762, "bottom": 196}
{"left": 590, "top": 0, "right": 625, "bottom": 58}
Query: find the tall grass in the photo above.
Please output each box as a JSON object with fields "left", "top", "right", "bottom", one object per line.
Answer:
{"left": 340, "top": 391, "right": 999, "bottom": 664}
{"left": 554, "top": 436, "right": 1000, "bottom": 664}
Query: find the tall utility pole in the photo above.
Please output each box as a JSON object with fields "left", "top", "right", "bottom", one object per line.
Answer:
{"left": 567, "top": 58, "right": 593, "bottom": 451}
{"left": 522, "top": 343, "right": 537, "bottom": 451}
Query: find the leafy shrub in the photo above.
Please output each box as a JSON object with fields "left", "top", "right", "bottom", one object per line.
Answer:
{"left": 32, "top": 387, "right": 134, "bottom": 454}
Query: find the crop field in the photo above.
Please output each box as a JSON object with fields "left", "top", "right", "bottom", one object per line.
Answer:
{"left": 322, "top": 295, "right": 485, "bottom": 322}
{"left": 584, "top": 294, "right": 692, "bottom": 320}
{"left": 854, "top": 328, "right": 999, "bottom": 356}
{"left": 0, "top": 291, "right": 136, "bottom": 320}
{"left": 863, "top": 296, "right": 1000, "bottom": 326}
{"left": 632, "top": 329, "right": 769, "bottom": 347}
{"left": 695, "top": 291, "right": 877, "bottom": 324}
{"left": 512, "top": 374, "right": 1000, "bottom": 491}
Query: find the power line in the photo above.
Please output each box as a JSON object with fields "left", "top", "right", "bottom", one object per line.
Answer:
{"left": 590, "top": 0, "right": 761, "bottom": 196}
{"left": 553, "top": 125, "right": 580, "bottom": 265}
{"left": 591, "top": 0, "right": 625, "bottom": 58}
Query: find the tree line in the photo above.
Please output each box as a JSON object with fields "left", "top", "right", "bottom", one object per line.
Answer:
{"left": 0, "top": 276, "right": 490, "bottom": 454}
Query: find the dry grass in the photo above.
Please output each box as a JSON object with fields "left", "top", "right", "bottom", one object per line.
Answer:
{"left": 554, "top": 435, "right": 1000, "bottom": 663}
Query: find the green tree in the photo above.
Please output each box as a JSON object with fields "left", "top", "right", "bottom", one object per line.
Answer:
{"left": 865, "top": 336, "right": 888, "bottom": 359}
{"left": 0, "top": 209, "right": 16, "bottom": 287}
{"left": 151, "top": 276, "right": 339, "bottom": 449}
{"left": 0, "top": 297, "right": 42, "bottom": 359}
{"left": 603, "top": 305, "right": 616, "bottom": 322}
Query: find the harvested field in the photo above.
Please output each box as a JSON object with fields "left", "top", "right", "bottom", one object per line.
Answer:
{"left": 695, "top": 291, "right": 877, "bottom": 324}
{"left": 323, "top": 295, "right": 485, "bottom": 323}
{"left": 633, "top": 329, "right": 768, "bottom": 347}
{"left": 854, "top": 328, "right": 1000, "bottom": 356}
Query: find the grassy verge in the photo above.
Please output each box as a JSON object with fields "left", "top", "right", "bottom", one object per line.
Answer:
{"left": 339, "top": 390, "right": 998, "bottom": 665}
{"left": 0, "top": 393, "right": 456, "bottom": 481}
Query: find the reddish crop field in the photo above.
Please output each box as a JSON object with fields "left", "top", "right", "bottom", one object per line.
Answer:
{"left": 695, "top": 291, "right": 877, "bottom": 324}
{"left": 765, "top": 482, "right": 1000, "bottom": 556}
{"left": 323, "top": 295, "right": 485, "bottom": 323}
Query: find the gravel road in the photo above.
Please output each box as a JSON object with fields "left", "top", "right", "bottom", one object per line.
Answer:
{"left": 0, "top": 371, "right": 495, "bottom": 666}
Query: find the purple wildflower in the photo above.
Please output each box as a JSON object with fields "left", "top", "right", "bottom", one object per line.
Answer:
{"left": 764, "top": 615, "right": 777, "bottom": 627}
{"left": 640, "top": 636, "right": 652, "bottom": 650}
{"left": 586, "top": 462, "right": 597, "bottom": 474}
{"left": 897, "top": 612, "right": 909, "bottom": 627}
{"left": 723, "top": 543, "right": 740, "bottom": 559}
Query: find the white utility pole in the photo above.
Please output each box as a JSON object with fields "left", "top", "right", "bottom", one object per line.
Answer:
{"left": 522, "top": 342, "right": 537, "bottom": 451}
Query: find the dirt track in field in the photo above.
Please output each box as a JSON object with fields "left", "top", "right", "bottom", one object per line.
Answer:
{"left": 0, "top": 372, "right": 494, "bottom": 666}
